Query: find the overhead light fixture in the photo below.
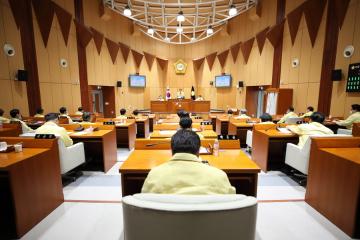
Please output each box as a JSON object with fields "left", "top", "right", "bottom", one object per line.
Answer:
{"left": 165, "top": 37, "right": 171, "bottom": 42}
{"left": 176, "top": 25, "right": 183, "bottom": 34}
{"left": 177, "top": 11, "right": 185, "bottom": 22}
{"left": 229, "top": 5, "right": 237, "bottom": 16}
{"left": 147, "top": 26, "right": 154, "bottom": 35}
{"left": 191, "top": 37, "right": 196, "bottom": 42}
{"left": 206, "top": 26, "right": 213, "bottom": 35}
{"left": 124, "top": 5, "right": 132, "bottom": 16}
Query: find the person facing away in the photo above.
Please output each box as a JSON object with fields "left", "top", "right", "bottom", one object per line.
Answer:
{"left": 0, "top": 108, "right": 10, "bottom": 123}
{"left": 141, "top": 129, "right": 236, "bottom": 194}
{"left": 300, "top": 106, "right": 314, "bottom": 118}
{"left": 117, "top": 108, "right": 127, "bottom": 119}
{"left": 334, "top": 104, "right": 360, "bottom": 129}
{"left": 259, "top": 113, "right": 274, "bottom": 124}
{"left": 9, "top": 108, "right": 34, "bottom": 133}
{"left": 59, "top": 107, "right": 73, "bottom": 124}
{"left": 287, "top": 112, "right": 333, "bottom": 148}
{"left": 35, "top": 113, "right": 73, "bottom": 147}
{"left": 238, "top": 109, "right": 250, "bottom": 119}
{"left": 82, "top": 112, "right": 92, "bottom": 123}
{"left": 278, "top": 106, "right": 298, "bottom": 123}
{"left": 177, "top": 110, "right": 190, "bottom": 119}
{"left": 34, "top": 108, "right": 45, "bottom": 118}
{"left": 75, "top": 107, "right": 84, "bottom": 115}
{"left": 179, "top": 117, "right": 192, "bottom": 130}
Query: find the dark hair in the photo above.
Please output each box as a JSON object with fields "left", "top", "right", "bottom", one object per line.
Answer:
{"left": 78, "top": 107, "right": 83, "bottom": 111}
{"left": 59, "top": 107, "right": 67, "bottom": 114}
{"left": 260, "top": 113, "right": 273, "bottom": 122}
{"left": 227, "top": 109, "right": 233, "bottom": 114}
{"left": 310, "top": 112, "right": 325, "bottom": 123}
{"left": 0, "top": 108, "right": 4, "bottom": 116}
{"left": 307, "top": 106, "right": 314, "bottom": 112}
{"left": 171, "top": 129, "right": 200, "bottom": 155}
{"left": 82, "top": 112, "right": 91, "bottom": 122}
{"left": 133, "top": 109, "right": 139, "bottom": 116}
{"left": 179, "top": 117, "right": 192, "bottom": 129}
{"left": 177, "top": 110, "right": 189, "bottom": 119}
{"left": 10, "top": 109, "right": 20, "bottom": 118}
{"left": 351, "top": 104, "right": 360, "bottom": 112}
{"left": 36, "top": 108, "right": 44, "bottom": 114}
{"left": 288, "top": 106, "right": 294, "bottom": 112}
{"left": 120, "top": 108, "right": 126, "bottom": 115}
{"left": 45, "top": 113, "right": 59, "bottom": 122}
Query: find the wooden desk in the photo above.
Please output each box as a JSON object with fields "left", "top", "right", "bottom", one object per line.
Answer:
{"left": 135, "top": 118, "right": 150, "bottom": 138}
{"left": 150, "top": 130, "right": 217, "bottom": 139}
{"left": 352, "top": 122, "right": 360, "bottom": 136}
{"left": 306, "top": 141, "right": 360, "bottom": 238}
{"left": 216, "top": 116, "right": 230, "bottom": 135}
{"left": 148, "top": 114, "right": 155, "bottom": 132}
{"left": 252, "top": 129, "right": 298, "bottom": 172}
{"left": 323, "top": 121, "right": 346, "bottom": 133}
{"left": 115, "top": 120, "right": 136, "bottom": 150}
{"left": 1, "top": 123, "right": 22, "bottom": 136}
{"left": 150, "top": 100, "right": 210, "bottom": 113}
{"left": 228, "top": 122, "right": 254, "bottom": 148}
{"left": 153, "top": 123, "right": 213, "bottom": 131}
{"left": 120, "top": 150, "right": 260, "bottom": 197}
{"left": 69, "top": 129, "right": 117, "bottom": 172}
{"left": 0, "top": 138, "right": 63, "bottom": 239}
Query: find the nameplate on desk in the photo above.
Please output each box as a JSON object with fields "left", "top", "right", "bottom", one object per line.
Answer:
{"left": 200, "top": 121, "right": 212, "bottom": 125}
{"left": 35, "top": 134, "right": 56, "bottom": 139}
{"left": 127, "top": 117, "right": 135, "bottom": 119}
{"left": 218, "top": 135, "right": 238, "bottom": 140}
{"left": 103, "top": 121, "right": 115, "bottom": 125}
{"left": 194, "top": 116, "right": 202, "bottom": 119}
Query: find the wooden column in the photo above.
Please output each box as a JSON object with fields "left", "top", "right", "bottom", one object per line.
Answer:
{"left": 271, "top": 0, "right": 286, "bottom": 88}
{"left": 317, "top": 0, "right": 338, "bottom": 115}
{"left": 74, "top": 0, "right": 91, "bottom": 111}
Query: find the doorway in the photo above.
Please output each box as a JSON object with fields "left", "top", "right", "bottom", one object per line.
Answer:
{"left": 91, "top": 89, "right": 104, "bottom": 114}
{"left": 245, "top": 86, "right": 269, "bottom": 117}
{"left": 90, "top": 86, "right": 116, "bottom": 118}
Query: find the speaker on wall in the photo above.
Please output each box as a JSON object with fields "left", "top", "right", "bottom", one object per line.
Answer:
{"left": 17, "top": 70, "right": 28, "bottom": 81}
{"left": 238, "top": 81, "right": 244, "bottom": 88}
{"left": 117, "top": 81, "right": 122, "bottom": 87}
{"left": 332, "top": 69, "right": 342, "bottom": 81}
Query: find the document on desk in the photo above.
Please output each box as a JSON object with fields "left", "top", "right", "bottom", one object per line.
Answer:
{"left": 277, "top": 128, "right": 292, "bottom": 134}
{"left": 159, "top": 130, "right": 177, "bottom": 135}
{"left": 70, "top": 131, "right": 88, "bottom": 136}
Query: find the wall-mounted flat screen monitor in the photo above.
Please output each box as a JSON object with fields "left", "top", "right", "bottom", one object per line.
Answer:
{"left": 346, "top": 63, "right": 360, "bottom": 92}
{"left": 129, "top": 74, "right": 146, "bottom": 88}
{"left": 215, "top": 75, "right": 232, "bottom": 88}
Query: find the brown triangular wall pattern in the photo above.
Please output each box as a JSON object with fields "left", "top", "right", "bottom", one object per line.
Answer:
{"left": 90, "top": 27, "right": 104, "bottom": 55}
{"left": 335, "top": 0, "right": 350, "bottom": 29}
{"left": 31, "top": 0, "right": 55, "bottom": 47}
{"left": 240, "top": 38, "right": 255, "bottom": 64}
{"left": 303, "top": 0, "right": 326, "bottom": 47}
{"left": 287, "top": 3, "right": 304, "bottom": 45}
{"left": 230, "top": 42, "right": 241, "bottom": 62}
{"left": 74, "top": 20, "right": 93, "bottom": 48}
{"left": 206, "top": 52, "right": 217, "bottom": 71}
{"left": 217, "top": 50, "right": 229, "bottom": 69}
{"left": 132, "top": 50, "right": 144, "bottom": 70}
{"left": 119, "top": 42, "right": 131, "bottom": 63}
{"left": 52, "top": 2, "right": 72, "bottom": 46}
{"left": 8, "top": 0, "right": 24, "bottom": 29}
{"left": 193, "top": 58, "right": 205, "bottom": 70}
{"left": 105, "top": 38, "right": 120, "bottom": 64}
{"left": 156, "top": 57, "right": 168, "bottom": 70}
{"left": 143, "top": 52, "right": 155, "bottom": 70}
{"left": 256, "top": 27, "right": 269, "bottom": 54}
{"left": 267, "top": 20, "right": 285, "bottom": 48}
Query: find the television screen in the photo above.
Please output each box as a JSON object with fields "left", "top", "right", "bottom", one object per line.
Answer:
{"left": 129, "top": 75, "right": 146, "bottom": 88}
{"left": 346, "top": 63, "right": 360, "bottom": 92}
{"left": 215, "top": 75, "right": 232, "bottom": 88}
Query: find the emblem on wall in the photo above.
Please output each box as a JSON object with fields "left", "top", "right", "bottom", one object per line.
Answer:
{"left": 174, "top": 59, "right": 187, "bottom": 74}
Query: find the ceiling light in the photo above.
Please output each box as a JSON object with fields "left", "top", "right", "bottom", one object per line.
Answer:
{"left": 206, "top": 26, "right": 213, "bottom": 35}
{"left": 191, "top": 37, "right": 196, "bottom": 42}
{"left": 147, "top": 27, "right": 154, "bottom": 35}
{"left": 165, "top": 37, "right": 171, "bottom": 42}
{"left": 124, "top": 5, "right": 132, "bottom": 16}
{"left": 176, "top": 25, "right": 183, "bottom": 34}
{"left": 229, "top": 5, "right": 237, "bottom": 16}
{"left": 177, "top": 11, "right": 185, "bottom": 22}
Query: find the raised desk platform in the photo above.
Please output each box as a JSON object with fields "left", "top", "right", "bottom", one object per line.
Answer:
{"left": 120, "top": 149, "right": 261, "bottom": 197}
{"left": 151, "top": 100, "right": 210, "bottom": 113}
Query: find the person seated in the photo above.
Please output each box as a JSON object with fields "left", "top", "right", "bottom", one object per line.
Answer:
{"left": 157, "top": 95, "right": 165, "bottom": 101}
{"left": 227, "top": 109, "right": 234, "bottom": 115}
{"left": 195, "top": 95, "right": 204, "bottom": 101}
{"left": 117, "top": 108, "right": 127, "bottom": 119}
{"left": 59, "top": 107, "right": 73, "bottom": 124}
{"left": 176, "top": 88, "right": 185, "bottom": 99}
{"left": 179, "top": 117, "right": 192, "bottom": 130}
{"left": 300, "top": 106, "right": 314, "bottom": 118}
{"left": 177, "top": 110, "right": 190, "bottom": 119}
{"left": 0, "top": 108, "right": 10, "bottom": 123}
{"left": 75, "top": 107, "right": 84, "bottom": 115}
{"left": 34, "top": 108, "right": 45, "bottom": 118}
{"left": 238, "top": 109, "right": 250, "bottom": 119}
{"left": 141, "top": 129, "right": 235, "bottom": 194}
{"left": 287, "top": 112, "right": 333, "bottom": 148}
{"left": 259, "top": 113, "right": 273, "bottom": 124}
{"left": 36, "top": 113, "right": 73, "bottom": 147}
{"left": 278, "top": 106, "right": 298, "bottom": 123}
{"left": 132, "top": 109, "right": 140, "bottom": 117}
{"left": 334, "top": 104, "right": 360, "bottom": 129}
{"left": 9, "top": 109, "right": 34, "bottom": 133}
{"left": 81, "top": 112, "right": 93, "bottom": 123}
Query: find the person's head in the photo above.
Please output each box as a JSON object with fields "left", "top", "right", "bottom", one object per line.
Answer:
{"left": 0, "top": 108, "right": 4, "bottom": 116}
{"left": 171, "top": 129, "right": 200, "bottom": 156}
{"left": 240, "top": 109, "right": 247, "bottom": 115}
{"left": 260, "top": 113, "right": 273, "bottom": 122}
{"left": 227, "top": 109, "right": 233, "bottom": 115}
{"left": 10, "top": 109, "right": 20, "bottom": 119}
{"left": 78, "top": 107, "right": 83, "bottom": 112}
{"left": 351, "top": 104, "right": 360, "bottom": 113}
{"left": 287, "top": 106, "right": 294, "bottom": 113}
{"left": 82, "top": 112, "right": 91, "bottom": 122}
{"left": 132, "top": 109, "right": 139, "bottom": 116}
{"left": 36, "top": 108, "right": 44, "bottom": 115}
{"left": 177, "top": 110, "right": 189, "bottom": 118}
{"left": 307, "top": 106, "right": 314, "bottom": 112}
{"left": 59, "top": 107, "right": 67, "bottom": 114}
{"left": 45, "top": 113, "right": 59, "bottom": 123}
{"left": 310, "top": 112, "right": 325, "bottom": 123}
{"left": 120, "top": 108, "right": 126, "bottom": 115}
{"left": 179, "top": 117, "right": 192, "bottom": 129}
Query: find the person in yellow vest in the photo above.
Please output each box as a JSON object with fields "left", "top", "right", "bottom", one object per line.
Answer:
{"left": 0, "top": 108, "right": 10, "bottom": 123}
{"left": 116, "top": 108, "right": 127, "bottom": 120}
{"left": 300, "top": 106, "right": 314, "bottom": 118}
{"left": 74, "top": 107, "right": 84, "bottom": 116}
{"left": 238, "top": 109, "right": 250, "bottom": 119}
{"left": 9, "top": 109, "right": 34, "bottom": 133}
{"left": 142, "top": 129, "right": 235, "bottom": 194}
{"left": 278, "top": 106, "right": 298, "bottom": 123}
{"left": 36, "top": 113, "right": 73, "bottom": 147}
{"left": 334, "top": 104, "right": 360, "bottom": 129}
{"left": 34, "top": 108, "right": 45, "bottom": 118}
{"left": 59, "top": 107, "right": 73, "bottom": 124}
{"left": 287, "top": 112, "right": 333, "bottom": 148}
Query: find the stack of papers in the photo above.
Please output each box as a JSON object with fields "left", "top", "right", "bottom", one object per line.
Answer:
{"left": 277, "top": 127, "right": 292, "bottom": 134}
{"left": 159, "top": 130, "right": 176, "bottom": 135}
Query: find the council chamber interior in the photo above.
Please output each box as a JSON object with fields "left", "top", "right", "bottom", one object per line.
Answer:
{"left": 0, "top": 0, "right": 359, "bottom": 239}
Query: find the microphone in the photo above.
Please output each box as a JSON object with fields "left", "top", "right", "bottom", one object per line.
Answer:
{"left": 145, "top": 142, "right": 169, "bottom": 147}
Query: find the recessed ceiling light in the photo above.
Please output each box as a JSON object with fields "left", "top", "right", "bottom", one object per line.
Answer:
{"left": 177, "top": 11, "right": 185, "bottom": 22}
{"left": 124, "top": 5, "right": 132, "bottom": 16}
{"left": 147, "top": 27, "right": 154, "bottom": 35}
{"left": 206, "top": 26, "right": 213, "bottom": 35}
{"left": 229, "top": 5, "right": 237, "bottom": 17}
